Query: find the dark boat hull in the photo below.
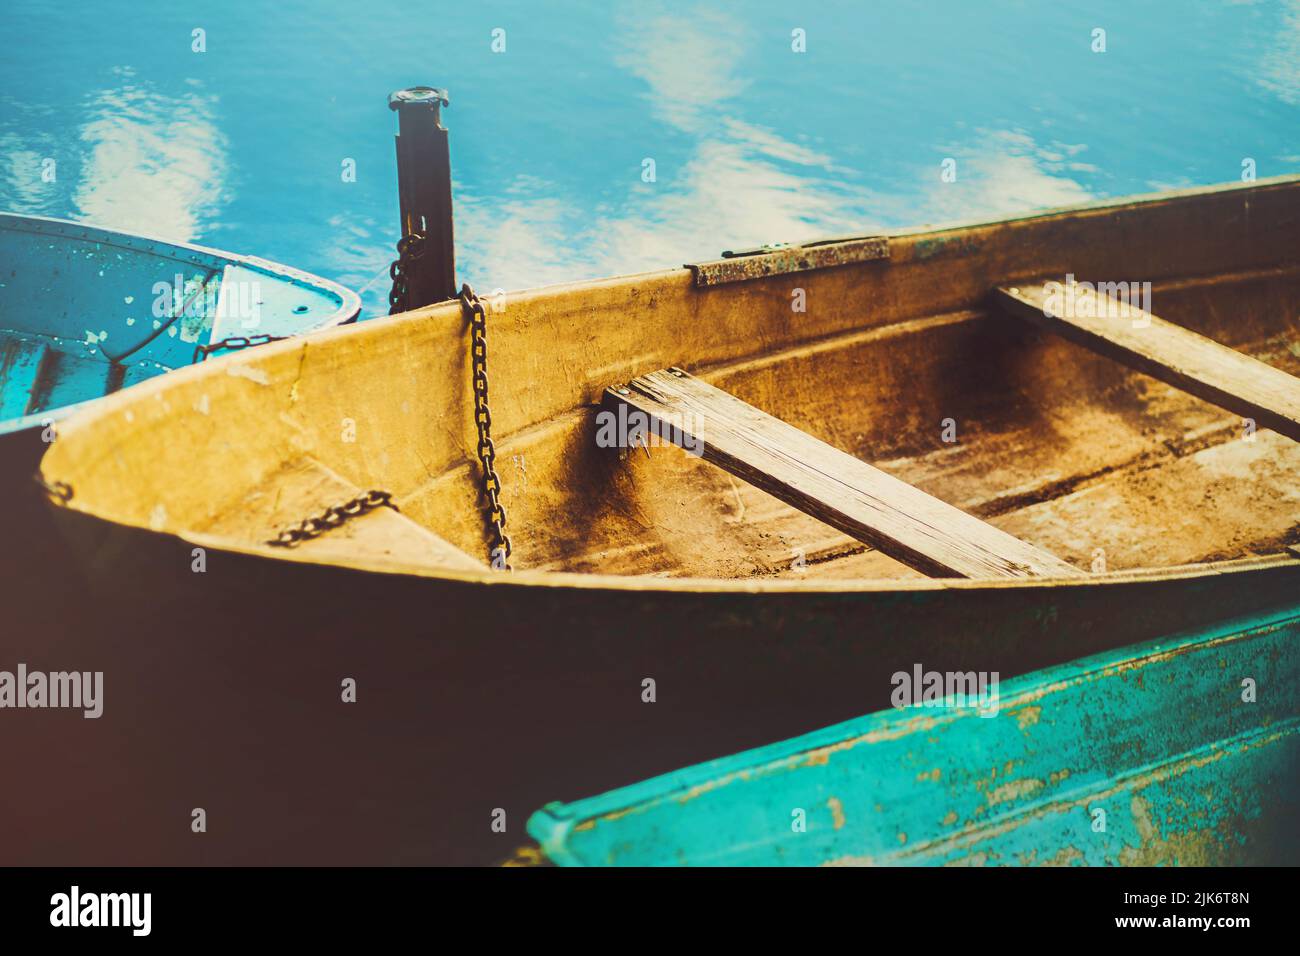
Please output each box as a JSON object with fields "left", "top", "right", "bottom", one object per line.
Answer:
{"left": 3, "top": 507, "right": 1297, "bottom": 865}
{"left": 0, "top": 424, "right": 95, "bottom": 635}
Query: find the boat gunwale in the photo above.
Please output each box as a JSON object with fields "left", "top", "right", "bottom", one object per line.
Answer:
{"left": 37, "top": 174, "right": 1300, "bottom": 594}
{"left": 526, "top": 604, "right": 1300, "bottom": 865}
{"left": 0, "top": 211, "right": 363, "bottom": 329}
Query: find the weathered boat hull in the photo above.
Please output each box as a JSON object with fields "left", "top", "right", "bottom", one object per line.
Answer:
{"left": 0, "top": 425, "right": 85, "bottom": 638}
{"left": 16, "top": 177, "right": 1300, "bottom": 865}
{"left": 5, "top": 506, "right": 1297, "bottom": 865}
{"left": 528, "top": 607, "right": 1300, "bottom": 866}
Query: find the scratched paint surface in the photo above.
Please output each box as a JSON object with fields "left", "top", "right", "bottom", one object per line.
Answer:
{"left": 528, "top": 607, "right": 1300, "bottom": 865}
{"left": 0, "top": 216, "right": 356, "bottom": 434}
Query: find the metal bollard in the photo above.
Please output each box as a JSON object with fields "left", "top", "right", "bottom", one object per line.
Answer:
{"left": 388, "top": 86, "right": 457, "bottom": 310}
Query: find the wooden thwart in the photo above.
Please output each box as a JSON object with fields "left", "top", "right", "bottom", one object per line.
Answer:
{"left": 607, "top": 369, "right": 1082, "bottom": 579}
{"left": 996, "top": 283, "right": 1300, "bottom": 442}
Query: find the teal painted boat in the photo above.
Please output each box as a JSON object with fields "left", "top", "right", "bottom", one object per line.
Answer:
{"left": 528, "top": 607, "right": 1300, "bottom": 865}
{"left": 0, "top": 213, "right": 359, "bottom": 436}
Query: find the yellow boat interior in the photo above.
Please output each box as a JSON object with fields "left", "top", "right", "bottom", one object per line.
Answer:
{"left": 41, "top": 176, "right": 1300, "bottom": 587}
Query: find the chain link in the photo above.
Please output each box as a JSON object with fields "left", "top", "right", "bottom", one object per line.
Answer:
{"left": 193, "top": 333, "right": 288, "bottom": 364}
{"left": 388, "top": 233, "right": 426, "bottom": 315}
{"left": 460, "top": 284, "right": 512, "bottom": 570}
{"left": 34, "top": 475, "right": 73, "bottom": 503}
{"left": 266, "top": 490, "right": 398, "bottom": 548}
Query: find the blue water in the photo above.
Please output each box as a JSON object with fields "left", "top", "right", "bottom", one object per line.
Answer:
{"left": 3, "top": 1, "right": 1298, "bottom": 315}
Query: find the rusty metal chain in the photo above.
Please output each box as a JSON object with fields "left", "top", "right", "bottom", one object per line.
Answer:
{"left": 193, "top": 333, "right": 288, "bottom": 364}
{"left": 34, "top": 475, "right": 73, "bottom": 503}
{"left": 461, "top": 284, "right": 512, "bottom": 570}
{"left": 388, "top": 233, "right": 426, "bottom": 314}
{"left": 266, "top": 490, "right": 398, "bottom": 548}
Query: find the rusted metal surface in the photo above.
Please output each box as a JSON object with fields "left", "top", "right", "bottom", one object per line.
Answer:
{"left": 462, "top": 284, "right": 513, "bottom": 568}
{"left": 687, "top": 235, "right": 889, "bottom": 287}
{"left": 528, "top": 608, "right": 1300, "bottom": 865}
{"left": 23, "top": 344, "right": 60, "bottom": 416}
{"left": 266, "top": 489, "right": 399, "bottom": 548}
{"left": 103, "top": 362, "right": 127, "bottom": 396}
{"left": 388, "top": 86, "right": 457, "bottom": 306}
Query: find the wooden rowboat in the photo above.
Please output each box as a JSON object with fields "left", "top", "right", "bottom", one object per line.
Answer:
{"left": 22, "top": 176, "right": 1300, "bottom": 865}
{"left": 528, "top": 607, "right": 1300, "bottom": 866}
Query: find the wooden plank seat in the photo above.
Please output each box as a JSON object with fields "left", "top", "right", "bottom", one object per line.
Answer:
{"left": 996, "top": 282, "right": 1300, "bottom": 442}
{"left": 605, "top": 368, "right": 1082, "bottom": 579}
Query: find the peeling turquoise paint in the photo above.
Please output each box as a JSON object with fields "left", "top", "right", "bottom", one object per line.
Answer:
{"left": 528, "top": 607, "right": 1300, "bottom": 866}
{"left": 0, "top": 213, "right": 359, "bottom": 435}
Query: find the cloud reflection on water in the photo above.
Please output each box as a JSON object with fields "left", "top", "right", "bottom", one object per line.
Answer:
{"left": 613, "top": 7, "right": 752, "bottom": 133}
{"left": 916, "top": 130, "right": 1094, "bottom": 224}
{"left": 450, "top": 8, "right": 884, "bottom": 296}
{"left": 0, "top": 101, "right": 65, "bottom": 216}
{"left": 1259, "top": 0, "right": 1300, "bottom": 104}
{"left": 73, "top": 70, "right": 229, "bottom": 242}
{"left": 445, "top": 7, "right": 1096, "bottom": 301}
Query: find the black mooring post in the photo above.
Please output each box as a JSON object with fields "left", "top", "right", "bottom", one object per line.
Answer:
{"left": 389, "top": 86, "right": 457, "bottom": 307}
